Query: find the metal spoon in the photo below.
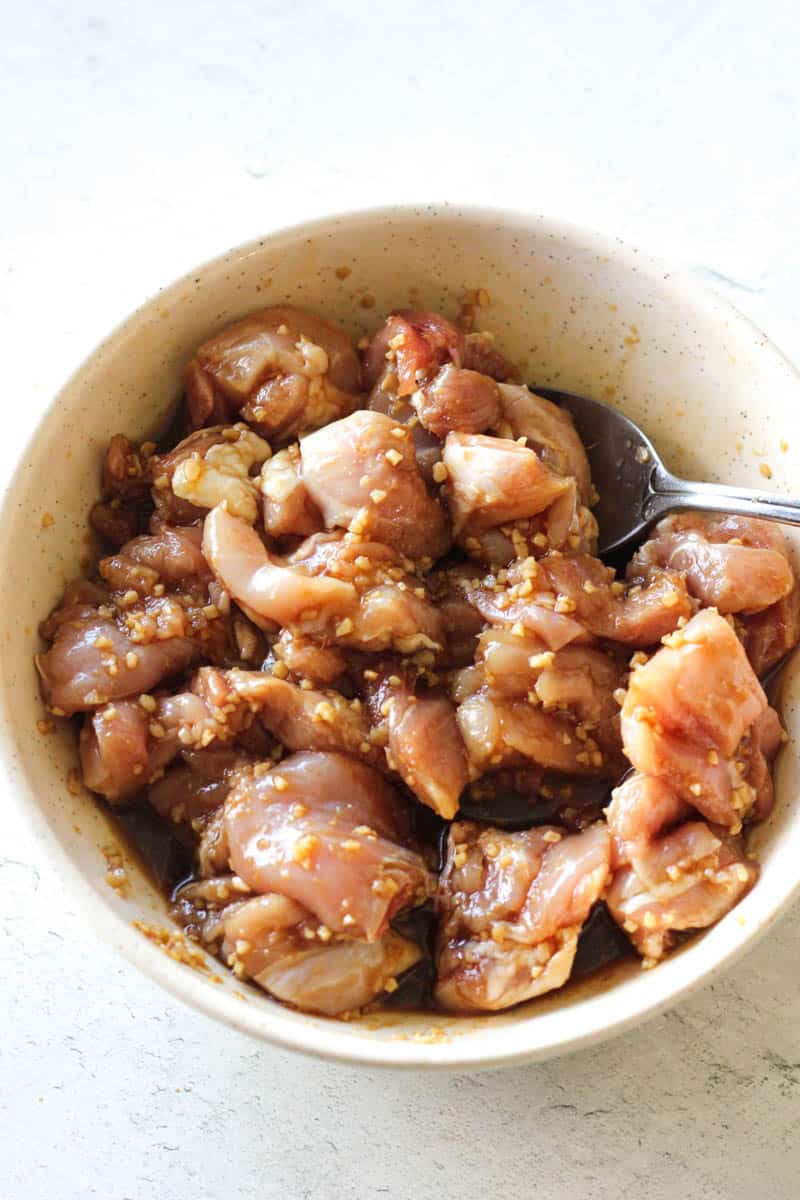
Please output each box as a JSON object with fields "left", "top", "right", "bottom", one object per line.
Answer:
{"left": 536, "top": 387, "right": 800, "bottom": 558}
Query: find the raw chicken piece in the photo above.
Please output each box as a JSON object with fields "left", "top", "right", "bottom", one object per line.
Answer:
{"left": 150, "top": 427, "right": 235, "bottom": 525}
{"left": 168, "top": 425, "right": 271, "bottom": 523}
{"left": 410, "top": 366, "right": 501, "bottom": 438}
{"left": 79, "top": 666, "right": 281, "bottom": 802}
{"left": 631, "top": 513, "right": 794, "bottom": 613}
{"left": 260, "top": 445, "right": 323, "bottom": 539}
{"left": 214, "top": 669, "right": 375, "bottom": 759}
{"left": 606, "top": 824, "right": 758, "bottom": 960}
{"left": 605, "top": 772, "right": 691, "bottom": 873}
{"left": 99, "top": 524, "right": 209, "bottom": 595}
{"left": 219, "top": 894, "right": 421, "bottom": 1016}
{"left": 457, "top": 691, "right": 616, "bottom": 776}
{"left": 457, "top": 486, "right": 599, "bottom": 565}
{"left": 186, "top": 306, "right": 361, "bottom": 436}
{"left": 289, "top": 534, "right": 445, "bottom": 654}
{"left": 349, "top": 581, "right": 444, "bottom": 656}
{"left": 361, "top": 311, "right": 464, "bottom": 395}
{"left": 79, "top": 699, "right": 179, "bottom": 801}
{"left": 458, "top": 554, "right": 692, "bottom": 650}
{"left": 89, "top": 434, "right": 153, "bottom": 545}
{"left": 38, "top": 510, "right": 250, "bottom": 716}
{"left": 99, "top": 433, "right": 151, "bottom": 501}
{"left": 224, "top": 751, "right": 432, "bottom": 939}
{"left": 738, "top": 587, "right": 800, "bottom": 676}
{"left": 300, "top": 410, "right": 450, "bottom": 559}
{"left": 184, "top": 359, "right": 230, "bottom": 429}
{"left": 459, "top": 566, "right": 588, "bottom": 652}
{"left": 37, "top": 609, "right": 197, "bottom": 715}
{"left": 363, "top": 667, "right": 470, "bottom": 819}
{"left": 539, "top": 555, "right": 693, "bottom": 646}
{"left": 120, "top": 667, "right": 372, "bottom": 766}
{"left": 363, "top": 311, "right": 499, "bottom": 478}
{"left": 271, "top": 630, "right": 346, "bottom": 685}
{"left": 497, "top": 384, "right": 592, "bottom": 502}
{"left": 477, "top": 630, "right": 625, "bottom": 759}
{"left": 737, "top": 706, "right": 785, "bottom": 822}
{"left": 203, "top": 504, "right": 357, "bottom": 632}
{"left": 621, "top": 609, "right": 768, "bottom": 827}
{"left": 443, "top": 432, "right": 570, "bottom": 536}
{"left": 205, "top": 507, "right": 444, "bottom": 653}
{"left": 38, "top": 580, "right": 110, "bottom": 642}
{"left": 462, "top": 331, "right": 519, "bottom": 383}
{"left": 435, "top": 821, "right": 610, "bottom": 1011}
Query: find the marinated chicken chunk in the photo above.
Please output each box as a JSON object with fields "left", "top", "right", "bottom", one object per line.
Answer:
{"left": 36, "top": 517, "right": 249, "bottom": 714}
{"left": 150, "top": 427, "right": 246, "bottom": 525}
{"left": 457, "top": 553, "right": 692, "bottom": 651}
{"left": 363, "top": 665, "right": 471, "bottom": 819}
{"left": 435, "top": 821, "right": 610, "bottom": 1011}
{"left": 632, "top": 513, "right": 794, "bottom": 613}
{"left": 186, "top": 306, "right": 361, "bottom": 436}
{"left": 80, "top": 698, "right": 179, "bottom": 801}
{"left": 456, "top": 688, "right": 620, "bottom": 778}
{"left": 443, "top": 432, "right": 571, "bottom": 537}
{"left": 260, "top": 445, "right": 323, "bottom": 539}
{"left": 224, "top": 751, "right": 433, "bottom": 939}
{"left": 204, "top": 506, "right": 443, "bottom": 653}
{"left": 211, "top": 669, "right": 376, "bottom": 760}
{"left": 37, "top": 609, "right": 197, "bottom": 716}
{"left": 476, "top": 630, "right": 625, "bottom": 759}
{"left": 300, "top": 410, "right": 450, "bottom": 559}
{"left": 411, "top": 366, "right": 502, "bottom": 439}
{"left": 89, "top": 434, "right": 153, "bottom": 546}
{"left": 270, "top": 630, "right": 346, "bottom": 685}
{"left": 605, "top": 772, "right": 691, "bottom": 874}
{"left": 218, "top": 894, "right": 422, "bottom": 1016}
{"left": 362, "top": 310, "right": 464, "bottom": 396}
{"left": 606, "top": 813, "right": 758, "bottom": 961}
{"left": 621, "top": 609, "right": 770, "bottom": 828}
{"left": 738, "top": 586, "right": 800, "bottom": 676}
{"left": 98, "top": 524, "right": 210, "bottom": 594}
{"left": 497, "top": 384, "right": 593, "bottom": 503}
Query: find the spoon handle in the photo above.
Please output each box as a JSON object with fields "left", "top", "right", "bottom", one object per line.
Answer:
{"left": 645, "top": 465, "right": 800, "bottom": 528}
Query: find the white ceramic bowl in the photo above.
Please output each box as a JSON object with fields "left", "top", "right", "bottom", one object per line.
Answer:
{"left": 3, "top": 205, "right": 799, "bottom": 1069}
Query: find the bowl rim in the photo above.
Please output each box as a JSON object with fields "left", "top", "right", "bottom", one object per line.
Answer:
{"left": 3, "top": 200, "right": 800, "bottom": 1069}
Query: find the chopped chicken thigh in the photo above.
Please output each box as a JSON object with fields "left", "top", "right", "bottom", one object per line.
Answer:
{"left": 435, "top": 821, "right": 610, "bottom": 1011}
{"left": 300, "top": 409, "right": 450, "bottom": 559}
{"left": 621, "top": 609, "right": 768, "bottom": 828}
{"left": 224, "top": 751, "right": 433, "bottom": 940}
{"left": 186, "top": 306, "right": 361, "bottom": 436}
{"left": 363, "top": 666, "right": 471, "bottom": 819}
{"left": 631, "top": 513, "right": 794, "bottom": 613}
{"left": 443, "top": 432, "right": 571, "bottom": 537}
{"left": 219, "top": 894, "right": 422, "bottom": 1015}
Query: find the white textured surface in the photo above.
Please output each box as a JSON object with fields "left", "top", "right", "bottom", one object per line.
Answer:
{"left": 2, "top": 2, "right": 800, "bottom": 1196}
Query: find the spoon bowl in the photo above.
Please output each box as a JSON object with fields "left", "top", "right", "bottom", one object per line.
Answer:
{"left": 537, "top": 387, "right": 800, "bottom": 558}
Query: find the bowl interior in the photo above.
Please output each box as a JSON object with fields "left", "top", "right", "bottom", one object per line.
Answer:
{"left": 2, "top": 205, "right": 799, "bottom": 1068}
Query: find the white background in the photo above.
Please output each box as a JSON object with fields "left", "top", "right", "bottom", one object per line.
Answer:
{"left": 2, "top": 3, "right": 800, "bottom": 1197}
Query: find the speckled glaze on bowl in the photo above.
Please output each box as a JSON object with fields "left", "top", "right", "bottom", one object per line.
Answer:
{"left": 2, "top": 205, "right": 799, "bottom": 1069}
